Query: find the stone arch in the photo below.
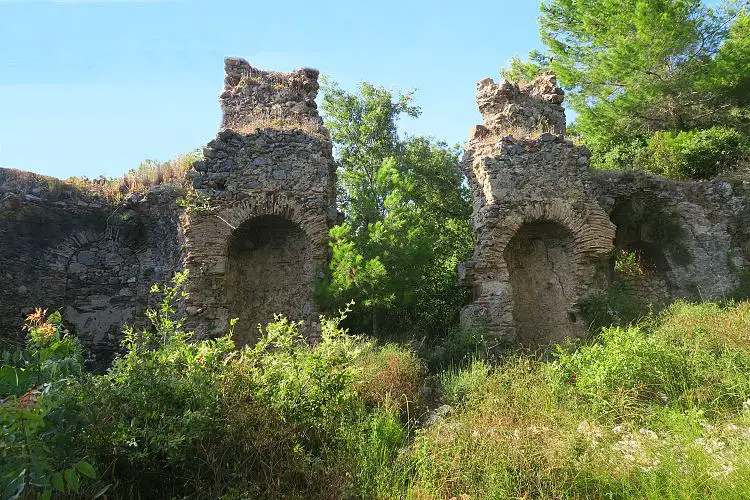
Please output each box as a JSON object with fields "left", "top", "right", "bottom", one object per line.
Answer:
{"left": 610, "top": 197, "right": 678, "bottom": 304}
{"left": 225, "top": 214, "right": 314, "bottom": 346}
{"left": 217, "top": 192, "right": 329, "bottom": 252}
{"left": 503, "top": 220, "right": 581, "bottom": 345}
{"left": 59, "top": 232, "right": 143, "bottom": 363}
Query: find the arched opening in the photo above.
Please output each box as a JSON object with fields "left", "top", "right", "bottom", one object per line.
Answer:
{"left": 226, "top": 215, "right": 312, "bottom": 346}
{"left": 504, "top": 221, "right": 580, "bottom": 345}
{"left": 610, "top": 198, "right": 678, "bottom": 304}
{"left": 64, "top": 240, "right": 140, "bottom": 365}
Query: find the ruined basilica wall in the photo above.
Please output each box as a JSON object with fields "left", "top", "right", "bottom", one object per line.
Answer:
{"left": 181, "top": 58, "right": 337, "bottom": 345}
{"left": 460, "top": 73, "right": 750, "bottom": 347}
{"left": 0, "top": 58, "right": 336, "bottom": 366}
{"left": 0, "top": 172, "right": 184, "bottom": 368}
{"left": 593, "top": 171, "right": 750, "bottom": 304}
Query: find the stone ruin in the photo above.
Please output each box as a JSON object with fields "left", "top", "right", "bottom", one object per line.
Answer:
{"left": 0, "top": 62, "right": 748, "bottom": 364}
{"left": 0, "top": 58, "right": 336, "bottom": 366}
{"left": 181, "top": 58, "right": 336, "bottom": 346}
{"left": 460, "top": 73, "right": 750, "bottom": 346}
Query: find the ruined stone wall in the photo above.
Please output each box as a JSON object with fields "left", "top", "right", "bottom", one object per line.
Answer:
{"left": 474, "top": 73, "right": 566, "bottom": 137}
{"left": 593, "top": 172, "right": 750, "bottom": 304}
{"left": 182, "top": 58, "right": 336, "bottom": 344}
{"left": 221, "top": 58, "right": 322, "bottom": 131}
{"left": 0, "top": 58, "right": 335, "bottom": 365}
{"left": 461, "top": 73, "right": 750, "bottom": 347}
{"left": 0, "top": 171, "right": 183, "bottom": 368}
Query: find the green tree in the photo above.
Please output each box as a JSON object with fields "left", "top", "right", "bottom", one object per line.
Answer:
{"left": 504, "top": 0, "right": 749, "bottom": 175}
{"left": 320, "top": 80, "right": 473, "bottom": 338}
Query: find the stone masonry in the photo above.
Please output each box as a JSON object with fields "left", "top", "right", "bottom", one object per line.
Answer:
{"left": 460, "top": 73, "right": 750, "bottom": 346}
{"left": 181, "top": 58, "right": 337, "bottom": 346}
{"left": 1, "top": 62, "right": 748, "bottom": 362}
{"left": 0, "top": 58, "right": 336, "bottom": 364}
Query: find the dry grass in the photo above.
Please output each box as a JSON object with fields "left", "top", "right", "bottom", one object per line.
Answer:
{"left": 659, "top": 300, "right": 750, "bottom": 350}
{"left": 66, "top": 152, "right": 198, "bottom": 203}
{"left": 0, "top": 152, "right": 199, "bottom": 205}
{"left": 230, "top": 110, "right": 326, "bottom": 139}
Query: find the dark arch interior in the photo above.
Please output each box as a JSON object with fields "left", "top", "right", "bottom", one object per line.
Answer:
{"left": 504, "top": 221, "right": 581, "bottom": 346}
{"left": 610, "top": 198, "right": 673, "bottom": 277}
{"left": 226, "top": 215, "right": 311, "bottom": 346}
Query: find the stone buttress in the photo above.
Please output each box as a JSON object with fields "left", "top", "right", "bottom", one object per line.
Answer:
{"left": 460, "top": 75, "right": 615, "bottom": 346}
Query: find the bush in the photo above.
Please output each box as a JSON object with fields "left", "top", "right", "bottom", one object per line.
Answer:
{"left": 11, "top": 273, "right": 418, "bottom": 498}
{"left": 578, "top": 281, "right": 648, "bottom": 331}
{"left": 0, "top": 309, "right": 98, "bottom": 499}
{"left": 644, "top": 127, "right": 748, "bottom": 179}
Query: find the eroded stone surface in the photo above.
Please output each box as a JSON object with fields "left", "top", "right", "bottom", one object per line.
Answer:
{"left": 461, "top": 74, "right": 750, "bottom": 347}
{"left": 182, "top": 58, "right": 336, "bottom": 343}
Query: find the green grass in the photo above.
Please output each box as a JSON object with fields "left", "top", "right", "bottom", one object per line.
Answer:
{"left": 394, "top": 300, "right": 750, "bottom": 499}
{"left": 5, "top": 293, "right": 750, "bottom": 498}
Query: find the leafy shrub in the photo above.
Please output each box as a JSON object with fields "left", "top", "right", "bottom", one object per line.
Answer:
{"left": 0, "top": 309, "right": 98, "bottom": 499}
{"left": 72, "top": 272, "right": 233, "bottom": 496}
{"left": 24, "top": 272, "right": 416, "bottom": 498}
{"left": 590, "top": 137, "right": 648, "bottom": 171}
{"left": 578, "top": 281, "right": 648, "bottom": 331}
{"left": 644, "top": 127, "right": 748, "bottom": 179}
{"left": 555, "top": 301, "right": 750, "bottom": 418}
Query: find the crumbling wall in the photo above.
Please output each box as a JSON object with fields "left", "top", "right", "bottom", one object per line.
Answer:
{"left": 461, "top": 73, "right": 750, "bottom": 347}
{"left": 225, "top": 215, "right": 312, "bottom": 346}
{"left": 221, "top": 58, "right": 322, "bottom": 130}
{"left": 475, "top": 73, "right": 566, "bottom": 136}
{"left": 593, "top": 171, "right": 750, "bottom": 302}
{"left": 182, "top": 58, "right": 337, "bottom": 344}
{"left": 0, "top": 172, "right": 183, "bottom": 367}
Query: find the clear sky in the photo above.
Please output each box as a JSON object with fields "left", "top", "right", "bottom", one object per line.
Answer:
{"left": 0, "top": 0, "right": 544, "bottom": 179}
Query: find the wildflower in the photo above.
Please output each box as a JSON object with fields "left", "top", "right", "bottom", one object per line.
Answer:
{"left": 23, "top": 307, "right": 47, "bottom": 330}
{"left": 639, "top": 428, "right": 658, "bottom": 440}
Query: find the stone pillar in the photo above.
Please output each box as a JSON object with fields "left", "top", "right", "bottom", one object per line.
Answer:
{"left": 460, "top": 74, "right": 615, "bottom": 347}
{"left": 182, "top": 58, "right": 337, "bottom": 345}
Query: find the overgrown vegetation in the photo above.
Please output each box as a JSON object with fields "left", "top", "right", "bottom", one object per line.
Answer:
{"left": 0, "top": 152, "right": 199, "bottom": 206}
{"left": 0, "top": 273, "right": 424, "bottom": 498}
{"left": 318, "top": 80, "right": 474, "bottom": 344}
{"left": 7, "top": 285, "right": 748, "bottom": 498}
{"left": 400, "top": 301, "right": 750, "bottom": 498}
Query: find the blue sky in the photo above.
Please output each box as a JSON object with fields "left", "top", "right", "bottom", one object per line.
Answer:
{"left": 0, "top": 0, "right": 543, "bottom": 178}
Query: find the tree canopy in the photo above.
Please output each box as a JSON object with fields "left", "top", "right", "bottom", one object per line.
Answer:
{"left": 319, "top": 80, "right": 473, "bottom": 338}
{"left": 503, "top": 0, "right": 749, "bottom": 177}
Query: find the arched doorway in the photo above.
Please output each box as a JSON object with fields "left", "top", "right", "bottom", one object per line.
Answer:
{"left": 504, "top": 221, "right": 579, "bottom": 345}
{"left": 226, "top": 215, "right": 312, "bottom": 346}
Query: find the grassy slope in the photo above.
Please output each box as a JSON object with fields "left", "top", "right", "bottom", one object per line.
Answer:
{"left": 397, "top": 301, "right": 750, "bottom": 499}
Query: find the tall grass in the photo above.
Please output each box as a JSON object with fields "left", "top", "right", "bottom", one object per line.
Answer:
{"left": 397, "top": 300, "right": 750, "bottom": 499}
{"left": 0, "top": 152, "right": 198, "bottom": 205}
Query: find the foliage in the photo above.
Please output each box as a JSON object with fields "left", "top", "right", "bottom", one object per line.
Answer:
{"left": 614, "top": 249, "right": 647, "bottom": 277}
{"left": 578, "top": 281, "right": 649, "bottom": 331}
{"left": 76, "top": 271, "right": 235, "bottom": 497}
{"left": 177, "top": 188, "right": 216, "bottom": 213}
{"left": 355, "top": 342, "right": 425, "bottom": 418}
{"left": 320, "top": 79, "right": 473, "bottom": 338}
{"left": 398, "top": 301, "right": 750, "bottom": 499}
{"left": 642, "top": 126, "right": 749, "bottom": 179}
{"left": 506, "top": 1, "right": 750, "bottom": 178}
{"left": 0, "top": 273, "right": 421, "bottom": 498}
{"left": 0, "top": 309, "right": 98, "bottom": 499}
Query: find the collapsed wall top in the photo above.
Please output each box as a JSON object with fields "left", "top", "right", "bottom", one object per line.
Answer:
{"left": 220, "top": 57, "right": 323, "bottom": 131}
{"left": 475, "top": 73, "right": 566, "bottom": 137}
